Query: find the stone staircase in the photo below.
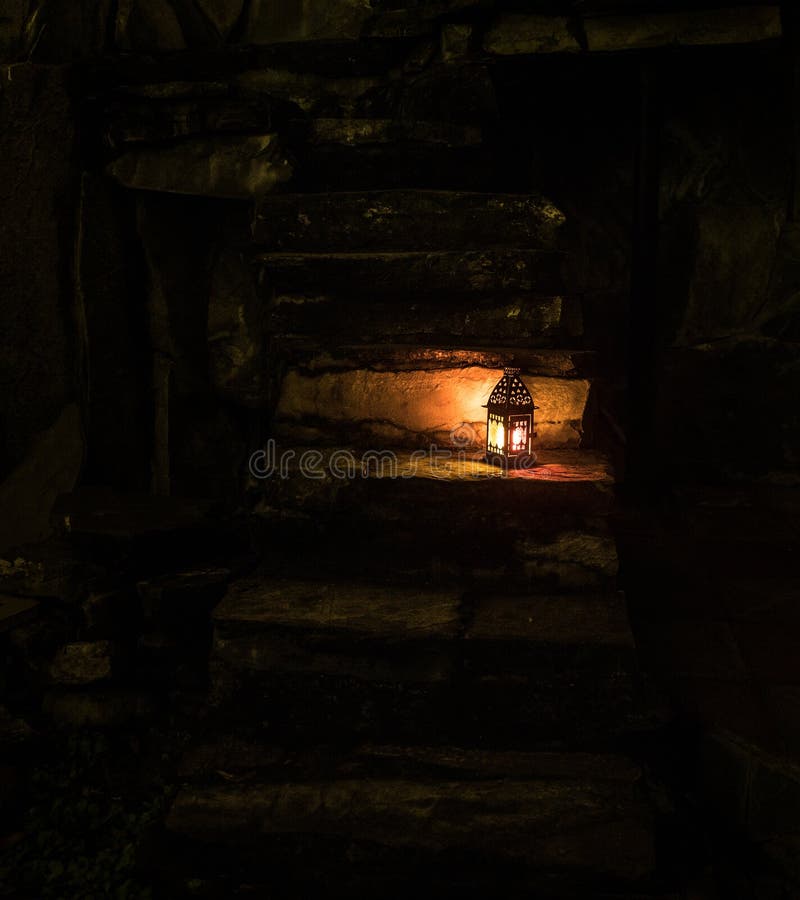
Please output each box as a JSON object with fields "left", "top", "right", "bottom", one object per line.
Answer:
{"left": 163, "top": 128, "right": 665, "bottom": 896}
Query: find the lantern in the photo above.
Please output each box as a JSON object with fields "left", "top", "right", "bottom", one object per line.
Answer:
{"left": 484, "top": 367, "right": 538, "bottom": 466}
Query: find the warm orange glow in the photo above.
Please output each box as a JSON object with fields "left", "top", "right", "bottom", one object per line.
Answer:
{"left": 276, "top": 366, "right": 589, "bottom": 448}
{"left": 511, "top": 425, "right": 525, "bottom": 451}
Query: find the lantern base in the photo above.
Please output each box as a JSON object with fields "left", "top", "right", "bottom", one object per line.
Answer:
{"left": 484, "top": 452, "right": 538, "bottom": 470}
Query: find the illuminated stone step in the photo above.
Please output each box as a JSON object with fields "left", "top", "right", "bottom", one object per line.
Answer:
{"left": 254, "top": 190, "right": 564, "bottom": 252}
{"left": 251, "top": 447, "right": 615, "bottom": 519}
{"left": 256, "top": 250, "right": 566, "bottom": 298}
{"left": 167, "top": 750, "right": 655, "bottom": 888}
{"left": 249, "top": 448, "right": 617, "bottom": 580}
{"left": 272, "top": 356, "right": 591, "bottom": 449}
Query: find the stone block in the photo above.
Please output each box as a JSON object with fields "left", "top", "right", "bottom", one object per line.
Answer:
{"left": 49, "top": 641, "right": 115, "bottom": 685}
{"left": 516, "top": 528, "right": 618, "bottom": 589}
{"left": 236, "top": 69, "right": 380, "bottom": 117}
{"left": 267, "top": 293, "right": 566, "bottom": 346}
{"left": 167, "top": 774, "right": 654, "bottom": 881}
{"left": 195, "top": 0, "right": 244, "bottom": 40}
{"left": 257, "top": 250, "right": 566, "bottom": 298}
{"left": 441, "top": 23, "right": 473, "bottom": 63}
{"left": 274, "top": 364, "right": 588, "bottom": 449}
{"left": 208, "top": 248, "right": 267, "bottom": 407}
{"left": 43, "top": 689, "right": 155, "bottom": 728}
{"left": 484, "top": 15, "right": 580, "bottom": 55}
{"left": 303, "top": 117, "right": 482, "bottom": 147}
{"left": 108, "top": 134, "right": 292, "bottom": 198}
{"left": 244, "top": 0, "right": 372, "bottom": 45}
{"left": 584, "top": 7, "right": 781, "bottom": 53}
{"left": 254, "top": 190, "right": 565, "bottom": 252}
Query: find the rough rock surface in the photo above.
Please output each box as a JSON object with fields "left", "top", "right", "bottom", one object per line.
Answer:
{"left": 167, "top": 774, "right": 654, "bottom": 880}
{"left": 254, "top": 190, "right": 565, "bottom": 252}
{"left": 50, "top": 641, "right": 115, "bottom": 685}
{"left": 274, "top": 366, "right": 589, "bottom": 448}
{"left": 108, "top": 134, "right": 292, "bottom": 198}
{"left": 244, "top": 0, "right": 372, "bottom": 45}
{"left": 584, "top": 7, "right": 781, "bottom": 53}
{"left": 208, "top": 248, "right": 267, "bottom": 406}
{"left": 0, "top": 405, "right": 83, "bottom": 553}
{"left": 0, "top": 65, "right": 78, "bottom": 481}
{"left": 484, "top": 15, "right": 580, "bottom": 56}
{"left": 517, "top": 528, "right": 619, "bottom": 589}
{"left": 115, "top": 0, "right": 186, "bottom": 52}
{"left": 258, "top": 250, "right": 566, "bottom": 298}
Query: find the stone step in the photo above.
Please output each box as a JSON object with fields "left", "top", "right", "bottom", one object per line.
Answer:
{"left": 256, "top": 250, "right": 566, "bottom": 298}
{"left": 276, "top": 344, "right": 595, "bottom": 377}
{"left": 209, "top": 581, "right": 635, "bottom": 746}
{"left": 295, "top": 140, "right": 505, "bottom": 191}
{"left": 249, "top": 448, "right": 617, "bottom": 581}
{"left": 0, "top": 595, "right": 40, "bottom": 634}
{"left": 108, "top": 133, "right": 293, "bottom": 199}
{"left": 166, "top": 747, "right": 655, "bottom": 892}
{"left": 178, "top": 738, "right": 641, "bottom": 782}
{"left": 483, "top": 7, "right": 781, "bottom": 56}
{"left": 254, "top": 190, "right": 564, "bottom": 252}
{"left": 271, "top": 351, "right": 591, "bottom": 449}
{"left": 268, "top": 292, "right": 575, "bottom": 347}
{"left": 301, "top": 117, "right": 483, "bottom": 148}
{"left": 213, "top": 582, "right": 633, "bottom": 676}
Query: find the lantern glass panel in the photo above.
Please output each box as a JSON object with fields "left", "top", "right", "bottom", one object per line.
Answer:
{"left": 509, "top": 415, "right": 531, "bottom": 454}
{"left": 487, "top": 413, "right": 506, "bottom": 454}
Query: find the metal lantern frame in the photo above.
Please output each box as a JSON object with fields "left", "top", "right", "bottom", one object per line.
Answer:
{"left": 483, "top": 367, "right": 538, "bottom": 466}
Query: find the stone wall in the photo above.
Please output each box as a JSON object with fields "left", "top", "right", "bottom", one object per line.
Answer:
{"left": 651, "top": 45, "right": 798, "bottom": 484}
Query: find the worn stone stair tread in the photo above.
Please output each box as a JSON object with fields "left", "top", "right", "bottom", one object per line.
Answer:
{"left": 254, "top": 189, "right": 564, "bottom": 251}
{"left": 256, "top": 249, "right": 566, "bottom": 297}
{"left": 268, "top": 295, "right": 572, "bottom": 347}
{"left": 250, "top": 449, "right": 616, "bottom": 580}
{"left": 212, "top": 581, "right": 633, "bottom": 690}
{"left": 468, "top": 593, "right": 633, "bottom": 648}
{"left": 256, "top": 446, "right": 612, "bottom": 487}
{"left": 179, "top": 737, "right": 642, "bottom": 783}
{"left": 303, "top": 117, "right": 483, "bottom": 147}
{"left": 214, "top": 578, "right": 629, "bottom": 644}
{"left": 275, "top": 343, "right": 596, "bottom": 378}
{"left": 214, "top": 579, "right": 462, "bottom": 638}
{"left": 166, "top": 761, "right": 655, "bottom": 881}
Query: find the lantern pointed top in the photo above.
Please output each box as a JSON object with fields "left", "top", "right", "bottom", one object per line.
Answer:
{"left": 486, "top": 367, "right": 534, "bottom": 410}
